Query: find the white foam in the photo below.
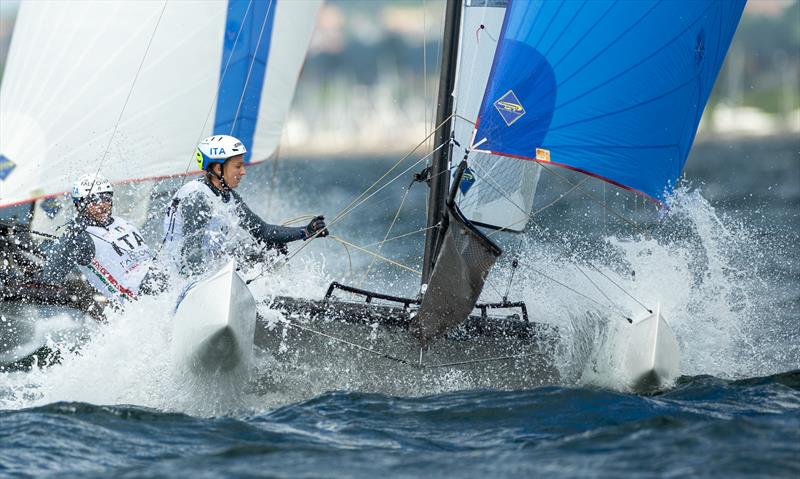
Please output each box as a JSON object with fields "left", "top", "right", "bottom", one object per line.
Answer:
{"left": 1, "top": 186, "right": 793, "bottom": 414}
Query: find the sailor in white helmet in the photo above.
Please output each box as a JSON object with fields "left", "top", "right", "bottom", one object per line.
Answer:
{"left": 162, "top": 135, "right": 328, "bottom": 276}
{"left": 41, "top": 174, "right": 160, "bottom": 304}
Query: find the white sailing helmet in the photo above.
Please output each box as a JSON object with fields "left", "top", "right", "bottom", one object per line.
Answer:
{"left": 195, "top": 135, "right": 247, "bottom": 171}
{"left": 71, "top": 173, "right": 113, "bottom": 203}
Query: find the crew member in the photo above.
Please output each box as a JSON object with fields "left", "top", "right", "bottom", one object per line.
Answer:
{"left": 162, "top": 135, "right": 328, "bottom": 276}
{"left": 41, "top": 174, "right": 157, "bottom": 304}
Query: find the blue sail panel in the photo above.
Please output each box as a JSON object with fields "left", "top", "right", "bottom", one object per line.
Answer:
{"left": 473, "top": 0, "right": 746, "bottom": 202}
{"left": 214, "top": 0, "right": 277, "bottom": 163}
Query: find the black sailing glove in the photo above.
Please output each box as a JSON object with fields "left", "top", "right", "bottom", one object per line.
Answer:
{"left": 303, "top": 215, "right": 329, "bottom": 239}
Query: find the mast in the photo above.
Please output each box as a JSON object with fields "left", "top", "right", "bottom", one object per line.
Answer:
{"left": 422, "top": 0, "right": 462, "bottom": 285}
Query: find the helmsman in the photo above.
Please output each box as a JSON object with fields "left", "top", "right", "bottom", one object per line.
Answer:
{"left": 41, "top": 174, "right": 156, "bottom": 304}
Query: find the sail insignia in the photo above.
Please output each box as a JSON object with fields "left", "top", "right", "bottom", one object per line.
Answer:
{"left": 0, "top": 155, "right": 15, "bottom": 181}
{"left": 493, "top": 89, "right": 526, "bottom": 126}
{"left": 459, "top": 168, "right": 476, "bottom": 195}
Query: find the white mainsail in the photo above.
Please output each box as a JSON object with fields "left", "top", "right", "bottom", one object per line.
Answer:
{"left": 450, "top": 0, "right": 540, "bottom": 232}
{"left": 0, "top": 0, "right": 321, "bottom": 209}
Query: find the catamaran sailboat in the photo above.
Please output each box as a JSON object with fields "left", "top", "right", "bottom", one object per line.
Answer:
{"left": 265, "top": 0, "right": 745, "bottom": 391}
{"left": 0, "top": 0, "right": 746, "bottom": 392}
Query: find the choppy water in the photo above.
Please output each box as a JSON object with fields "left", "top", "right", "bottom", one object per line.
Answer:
{"left": 1, "top": 135, "right": 798, "bottom": 477}
{"left": 2, "top": 372, "right": 798, "bottom": 478}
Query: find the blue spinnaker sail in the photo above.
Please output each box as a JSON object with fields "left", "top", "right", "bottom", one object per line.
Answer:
{"left": 472, "top": 0, "right": 746, "bottom": 202}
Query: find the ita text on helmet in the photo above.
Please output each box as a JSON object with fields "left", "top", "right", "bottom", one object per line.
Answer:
{"left": 195, "top": 135, "right": 247, "bottom": 171}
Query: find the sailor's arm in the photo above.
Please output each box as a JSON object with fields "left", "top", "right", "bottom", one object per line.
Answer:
{"left": 40, "top": 225, "right": 94, "bottom": 283}
{"left": 233, "top": 192, "right": 307, "bottom": 245}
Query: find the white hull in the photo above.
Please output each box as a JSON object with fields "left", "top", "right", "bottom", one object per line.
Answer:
{"left": 171, "top": 261, "right": 256, "bottom": 376}
{"left": 623, "top": 304, "right": 680, "bottom": 391}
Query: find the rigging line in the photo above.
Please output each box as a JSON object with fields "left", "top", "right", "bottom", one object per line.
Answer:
{"left": 486, "top": 176, "right": 589, "bottom": 238}
{"left": 536, "top": 161, "right": 644, "bottom": 234}
{"left": 454, "top": 113, "right": 476, "bottom": 126}
{"left": 230, "top": 0, "right": 275, "bottom": 133}
{"left": 291, "top": 159, "right": 458, "bottom": 266}
{"left": 93, "top": 0, "right": 169, "bottom": 184}
{"left": 329, "top": 236, "right": 421, "bottom": 276}
{"left": 528, "top": 263, "right": 632, "bottom": 323}
{"left": 428, "top": 0, "right": 445, "bottom": 150}
{"left": 278, "top": 319, "right": 414, "bottom": 365}
{"left": 573, "top": 259, "right": 617, "bottom": 312}
{"left": 337, "top": 236, "right": 354, "bottom": 280}
{"left": 280, "top": 214, "right": 316, "bottom": 226}
{"left": 284, "top": 142, "right": 447, "bottom": 263}
{"left": 482, "top": 277, "right": 507, "bottom": 303}
{"left": 328, "top": 114, "right": 454, "bottom": 225}
{"left": 359, "top": 181, "right": 414, "bottom": 286}
{"left": 583, "top": 260, "right": 652, "bottom": 314}
{"left": 502, "top": 237, "right": 524, "bottom": 300}
{"left": 458, "top": 2, "right": 491, "bottom": 122}
{"left": 361, "top": 225, "right": 438, "bottom": 249}
{"left": 423, "top": 0, "right": 428, "bottom": 145}
{"left": 282, "top": 125, "right": 457, "bottom": 268}
{"left": 467, "top": 163, "right": 646, "bottom": 314}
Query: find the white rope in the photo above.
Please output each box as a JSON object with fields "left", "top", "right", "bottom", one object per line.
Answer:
{"left": 361, "top": 225, "right": 437, "bottom": 249}
{"left": 284, "top": 141, "right": 446, "bottom": 263}
{"left": 330, "top": 236, "right": 421, "bottom": 276}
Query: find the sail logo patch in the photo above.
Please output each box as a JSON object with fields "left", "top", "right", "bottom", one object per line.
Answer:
{"left": 0, "top": 154, "right": 16, "bottom": 181}
{"left": 39, "top": 197, "right": 63, "bottom": 218}
{"left": 493, "top": 90, "right": 526, "bottom": 126}
{"left": 536, "top": 148, "right": 551, "bottom": 162}
{"left": 459, "top": 168, "right": 476, "bottom": 195}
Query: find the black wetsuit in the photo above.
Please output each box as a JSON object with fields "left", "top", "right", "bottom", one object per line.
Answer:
{"left": 165, "top": 177, "right": 306, "bottom": 276}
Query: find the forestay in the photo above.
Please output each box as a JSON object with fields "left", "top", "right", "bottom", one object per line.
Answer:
{"left": 471, "top": 0, "right": 746, "bottom": 203}
{"left": 451, "top": 0, "right": 540, "bottom": 232}
{"left": 0, "top": 0, "right": 321, "bottom": 208}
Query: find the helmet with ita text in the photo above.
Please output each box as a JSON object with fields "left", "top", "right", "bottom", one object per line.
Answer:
{"left": 195, "top": 135, "right": 247, "bottom": 171}
{"left": 71, "top": 173, "right": 113, "bottom": 204}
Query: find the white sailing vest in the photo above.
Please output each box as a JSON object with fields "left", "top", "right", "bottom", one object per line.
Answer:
{"left": 162, "top": 179, "right": 238, "bottom": 272}
{"left": 77, "top": 216, "right": 153, "bottom": 303}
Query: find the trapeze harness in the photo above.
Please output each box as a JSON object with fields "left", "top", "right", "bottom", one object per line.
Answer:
{"left": 161, "top": 179, "right": 237, "bottom": 270}
{"left": 78, "top": 217, "right": 153, "bottom": 303}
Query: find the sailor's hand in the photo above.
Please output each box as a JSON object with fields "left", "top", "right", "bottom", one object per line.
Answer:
{"left": 304, "top": 215, "right": 329, "bottom": 239}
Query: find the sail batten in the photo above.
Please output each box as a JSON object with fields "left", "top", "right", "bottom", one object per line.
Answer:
{"left": 472, "top": 0, "right": 746, "bottom": 202}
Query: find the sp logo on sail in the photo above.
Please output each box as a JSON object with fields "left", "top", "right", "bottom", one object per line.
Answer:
{"left": 493, "top": 90, "right": 526, "bottom": 126}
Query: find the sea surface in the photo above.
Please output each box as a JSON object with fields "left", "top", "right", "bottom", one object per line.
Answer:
{"left": 1, "top": 135, "right": 799, "bottom": 478}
